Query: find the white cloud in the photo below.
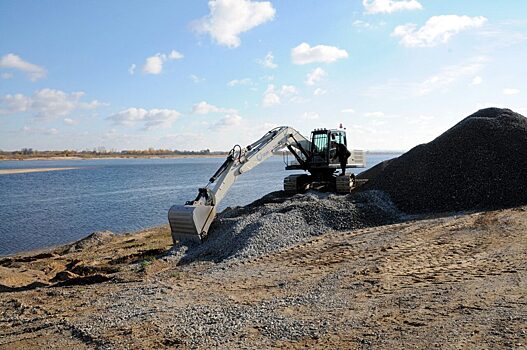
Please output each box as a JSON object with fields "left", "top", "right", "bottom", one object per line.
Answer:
{"left": 0, "top": 53, "right": 47, "bottom": 81}
{"left": 476, "top": 20, "right": 527, "bottom": 50}
{"left": 341, "top": 108, "right": 356, "bottom": 114}
{"left": 258, "top": 51, "right": 277, "bottom": 69}
{"left": 405, "top": 114, "right": 434, "bottom": 126}
{"left": 193, "top": 101, "right": 220, "bottom": 114}
{"left": 128, "top": 64, "right": 136, "bottom": 75}
{"left": 280, "top": 85, "right": 298, "bottom": 96}
{"left": 192, "top": 0, "right": 276, "bottom": 48}
{"left": 471, "top": 76, "right": 483, "bottom": 85}
{"left": 353, "top": 20, "right": 371, "bottom": 29}
{"left": 260, "top": 75, "right": 274, "bottom": 82}
{"left": 142, "top": 50, "right": 184, "bottom": 75}
{"left": 352, "top": 20, "right": 386, "bottom": 30}
{"left": 21, "top": 126, "right": 58, "bottom": 135}
{"left": 289, "top": 96, "right": 309, "bottom": 104}
{"left": 227, "top": 78, "right": 253, "bottom": 87}
{"left": 392, "top": 15, "right": 487, "bottom": 47}
{"left": 1, "top": 72, "right": 14, "bottom": 79}
{"left": 168, "top": 50, "right": 184, "bottom": 60}
{"left": 108, "top": 108, "right": 181, "bottom": 129}
{"left": 190, "top": 74, "right": 205, "bottom": 83}
{"left": 364, "top": 111, "right": 385, "bottom": 118}
{"left": 364, "top": 57, "right": 488, "bottom": 98}
{"left": 363, "top": 0, "right": 422, "bottom": 14}
{"left": 418, "top": 56, "right": 487, "bottom": 95}
{"left": 314, "top": 88, "right": 327, "bottom": 96}
{"left": 301, "top": 112, "right": 319, "bottom": 120}
{"left": 291, "top": 43, "right": 348, "bottom": 64}
{"left": 305, "top": 67, "right": 326, "bottom": 86}
{"left": 0, "top": 93, "right": 32, "bottom": 114}
{"left": 503, "top": 88, "right": 520, "bottom": 95}
{"left": 261, "top": 84, "right": 299, "bottom": 107}
{"left": 0, "top": 89, "right": 103, "bottom": 119}
{"left": 142, "top": 55, "right": 164, "bottom": 75}
{"left": 192, "top": 101, "right": 236, "bottom": 114}
{"left": 64, "top": 118, "right": 79, "bottom": 125}
{"left": 262, "top": 84, "right": 281, "bottom": 107}
{"left": 214, "top": 114, "right": 243, "bottom": 128}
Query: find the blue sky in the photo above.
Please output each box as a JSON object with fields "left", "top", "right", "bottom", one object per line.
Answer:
{"left": 1, "top": 0, "right": 526, "bottom": 151}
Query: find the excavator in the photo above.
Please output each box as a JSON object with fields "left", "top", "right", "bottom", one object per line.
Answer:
{"left": 168, "top": 126, "right": 365, "bottom": 243}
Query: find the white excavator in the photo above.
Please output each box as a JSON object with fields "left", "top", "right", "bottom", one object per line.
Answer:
{"left": 168, "top": 126, "right": 365, "bottom": 244}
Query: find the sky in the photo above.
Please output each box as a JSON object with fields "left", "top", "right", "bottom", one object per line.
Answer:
{"left": 0, "top": 0, "right": 526, "bottom": 152}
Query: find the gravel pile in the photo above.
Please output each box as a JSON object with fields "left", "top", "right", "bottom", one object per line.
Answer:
{"left": 363, "top": 108, "right": 527, "bottom": 214}
{"left": 175, "top": 190, "right": 400, "bottom": 264}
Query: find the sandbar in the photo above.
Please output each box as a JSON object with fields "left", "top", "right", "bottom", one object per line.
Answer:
{"left": 0, "top": 167, "right": 80, "bottom": 175}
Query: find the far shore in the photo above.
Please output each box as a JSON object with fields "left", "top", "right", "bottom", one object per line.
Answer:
{"left": 0, "top": 167, "right": 80, "bottom": 175}
{"left": 0, "top": 154, "right": 229, "bottom": 161}
{"left": 0, "top": 151, "right": 403, "bottom": 162}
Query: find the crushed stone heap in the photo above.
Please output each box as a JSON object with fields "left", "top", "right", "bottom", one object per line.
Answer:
{"left": 362, "top": 108, "right": 527, "bottom": 214}
{"left": 176, "top": 190, "right": 400, "bottom": 264}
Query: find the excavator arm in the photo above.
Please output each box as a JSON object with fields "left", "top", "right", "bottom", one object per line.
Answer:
{"left": 168, "top": 126, "right": 311, "bottom": 243}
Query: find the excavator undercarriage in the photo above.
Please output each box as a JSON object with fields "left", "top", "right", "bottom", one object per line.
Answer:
{"left": 284, "top": 173, "right": 355, "bottom": 194}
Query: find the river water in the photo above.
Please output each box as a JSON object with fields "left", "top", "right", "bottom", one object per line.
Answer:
{"left": 0, "top": 154, "right": 398, "bottom": 256}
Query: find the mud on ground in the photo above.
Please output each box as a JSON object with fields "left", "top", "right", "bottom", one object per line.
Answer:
{"left": 1, "top": 206, "right": 526, "bottom": 349}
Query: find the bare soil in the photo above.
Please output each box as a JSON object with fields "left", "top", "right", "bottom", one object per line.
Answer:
{"left": 1, "top": 206, "right": 526, "bottom": 349}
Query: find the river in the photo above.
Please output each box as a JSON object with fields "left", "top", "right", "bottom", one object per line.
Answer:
{"left": 0, "top": 154, "right": 399, "bottom": 255}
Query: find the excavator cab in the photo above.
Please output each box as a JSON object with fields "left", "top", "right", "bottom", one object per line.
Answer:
{"left": 310, "top": 129, "right": 330, "bottom": 165}
{"left": 309, "top": 129, "right": 347, "bottom": 166}
{"left": 284, "top": 128, "right": 360, "bottom": 194}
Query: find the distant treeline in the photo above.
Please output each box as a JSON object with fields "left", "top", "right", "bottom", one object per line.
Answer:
{"left": 0, "top": 148, "right": 228, "bottom": 160}
{"left": 0, "top": 148, "right": 403, "bottom": 160}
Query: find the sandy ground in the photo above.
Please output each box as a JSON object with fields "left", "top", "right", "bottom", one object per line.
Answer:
{"left": 0, "top": 207, "right": 526, "bottom": 349}
{"left": 0, "top": 167, "right": 80, "bottom": 175}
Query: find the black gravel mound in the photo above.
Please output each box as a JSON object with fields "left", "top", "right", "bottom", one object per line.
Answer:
{"left": 362, "top": 108, "right": 527, "bottom": 214}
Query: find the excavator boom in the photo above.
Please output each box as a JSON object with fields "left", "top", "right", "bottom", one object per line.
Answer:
{"left": 168, "top": 125, "right": 366, "bottom": 245}
{"left": 168, "top": 126, "right": 311, "bottom": 244}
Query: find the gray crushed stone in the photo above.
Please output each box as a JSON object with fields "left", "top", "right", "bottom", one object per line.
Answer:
{"left": 363, "top": 108, "right": 527, "bottom": 214}
{"left": 172, "top": 190, "right": 400, "bottom": 264}
{"left": 60, "top": 269, "right": 351, "bottom": 349}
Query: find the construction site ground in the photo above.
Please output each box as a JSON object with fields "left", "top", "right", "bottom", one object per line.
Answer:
{"left": 1, "top": 206, "right": 526, "bottom": 349}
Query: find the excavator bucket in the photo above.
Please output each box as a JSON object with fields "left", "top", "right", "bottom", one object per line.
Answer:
{"left": 168, "top": 204, "right": 216, "bottom": 243}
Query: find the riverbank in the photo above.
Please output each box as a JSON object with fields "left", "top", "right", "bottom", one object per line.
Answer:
{"left": 0, "top": 151, "right": 402, "bottom": 162}
{"left": 0, "top": 205, "right": 525, "bottom": 348}
{"left": 0, "top": 167, "right": 80, "bottom": 175}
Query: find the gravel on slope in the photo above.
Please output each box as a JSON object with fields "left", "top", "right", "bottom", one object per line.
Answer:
{"left": 174, "top": 190, "right": 401, "bottom": 264}
{"left": 362, "top": 108, "right": 527, "bottom": 214}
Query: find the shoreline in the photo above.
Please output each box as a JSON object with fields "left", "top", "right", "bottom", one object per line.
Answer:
{"left": 0, "top": 224, "right": 170, "bottom": 258}
{"left": 0, "top": 167, "right": 80, "bottom": 175}
{"left": 0, "top": 151, "right": 403, "bottom": 162}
